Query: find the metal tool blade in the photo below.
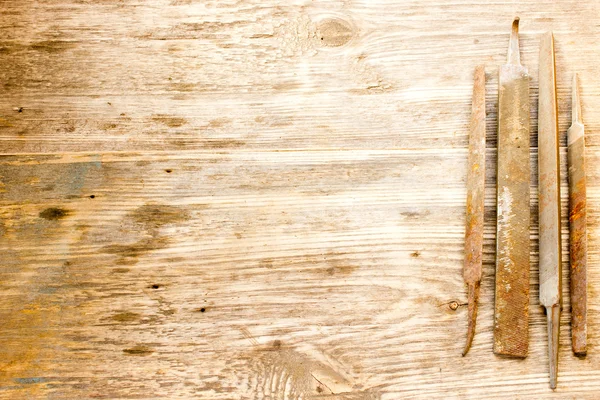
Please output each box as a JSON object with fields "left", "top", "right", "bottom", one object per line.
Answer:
{"left": 462, "top": 65, "right": 486, "bottom": 356}
{"left": 493, "top": 17, "right": 531, "bottom": 358}
{"left": 568, "top": 73, "right": 587, "bottom": 356}
{"left": 538, "top": 32, "right": 562, "bottom": 389}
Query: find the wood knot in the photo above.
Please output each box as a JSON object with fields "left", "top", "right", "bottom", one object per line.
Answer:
{"left": 39, "top": 207, "right": 70, "bottom": 220}
{"left": 317, "top": 18, "right": 354, "bottom": 47}
{"left": 444, "top": 301, "right": 467, "bottom": 311}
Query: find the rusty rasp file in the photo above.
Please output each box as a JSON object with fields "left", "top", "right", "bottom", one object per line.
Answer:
{"left": 538, "top": 32, "right": 561, "bottom": 389}
{"left": 462, "top": 65, "right": 486, "bottom": 356}
{"left": 568, "top": 73, "right": 587, "bottom": 356}
{"left": 493, "top": 17, "right": 531, "bottom": 358}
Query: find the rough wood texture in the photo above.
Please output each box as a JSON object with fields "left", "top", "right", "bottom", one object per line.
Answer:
{"left": 1, "top": 1, "right": 600, "bottom": 399}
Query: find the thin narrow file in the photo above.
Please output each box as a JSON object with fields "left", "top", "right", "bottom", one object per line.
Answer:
{"left": 538, "top": 32, "right": 561, "bottom": 389}
{"left": 568, "top": 73, "right": 588, "bottom": 356}
{"left": 462, "top": 65, "right": 486, "bottom": 356}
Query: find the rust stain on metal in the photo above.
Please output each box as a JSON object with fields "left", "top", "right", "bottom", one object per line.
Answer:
{"left": 462, "top": 64, "right": 486, "bottom": 356}
{"left": 538, "top": 32, "right": 561, "bottom": 389}
{"left": 568, "top": 73, "right": 587, "bottom": 356}
{"left": 493, "top": 18, "right": 530, "bottom": 358}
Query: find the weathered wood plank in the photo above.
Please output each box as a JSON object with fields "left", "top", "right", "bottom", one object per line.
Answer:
{"left": 1, "top": 149, "right": 600, "bottom": 399}
{"left": 1, "top": 0, "right": 600, "bottom": 398}
{"left": 1, "top": 1, "right": 600, "bottom": 152}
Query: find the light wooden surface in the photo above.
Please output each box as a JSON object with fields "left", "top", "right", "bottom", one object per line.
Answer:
{"left": 1, "top": 1, "right": 600, "bottom": 398}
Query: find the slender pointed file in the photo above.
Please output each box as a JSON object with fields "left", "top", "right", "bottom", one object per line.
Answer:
{"left": 538, "top": 32, "right": 561, "bottom": 389}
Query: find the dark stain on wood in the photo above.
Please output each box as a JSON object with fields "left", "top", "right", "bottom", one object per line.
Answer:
{"left": 101, "top": 122, "right": 118, "bottom": 131}
{"left": 259, "top": 258, "right": 274, "bottom": 269}
{"left": 115, "top": 258, "right": 140, "bottom": 266}
{"left": 39, "top": 207, "right": 70, "bottom": 220}
{"left": 168, "top": 82, "right": 196, "bottom": 92}
{"left": 102, "top": 237, "right": 170, "bottom": 258}
{"left": 29, "top": 40, "right": 75, "bottom": 53}
{"left": 100, "top": 204, "right": 190, "bottom": 263}
{"left": 325, "top": 265, "right": 359, "bottom": 276}
{"left": 130, "top": 204, "right": 190, "bottom": 229}
{"left": 167, "top": 138, "right": 191, "bottom": 148}
{"left": 111, "top": 312, "right": 141, "bottom": 323}
{"left": 123, "top": 345, "right": 153, "bottom": 356}
{"left": 151, "top": 114, "right": 188, "bottom": 128}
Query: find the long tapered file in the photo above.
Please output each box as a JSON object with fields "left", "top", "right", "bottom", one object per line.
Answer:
{"left": 494, "top": 18, "right": 531, "bottom": 358}
{"left": 538, "top": 32, "right": 561, "bottom": 389}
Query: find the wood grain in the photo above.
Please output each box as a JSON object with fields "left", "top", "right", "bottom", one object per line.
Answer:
{"left": 1, "top": 1, "right": 600, "bottom": 398}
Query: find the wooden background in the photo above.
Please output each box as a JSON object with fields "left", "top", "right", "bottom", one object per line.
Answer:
{"left": 1, "top": 1, "right": 600, "bottom": 398}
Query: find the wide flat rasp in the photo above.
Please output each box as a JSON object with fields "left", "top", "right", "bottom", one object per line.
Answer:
{"left": 538, "top": 32, "right": 562, "bottom": 389}
{"left": 493, "top": 17, "right": 531, "bottom": 358}
{"left": 462, "top": 65, "right": 486, "bottom": 356}
{"left": 568, "top": 73, "right": 587, "bottom": 356}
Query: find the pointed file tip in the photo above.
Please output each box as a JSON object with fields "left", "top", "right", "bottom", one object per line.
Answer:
{"left": 547, "top": 306, "right": 560, "bottom": 390}
{"left": 508, "top": 18, "right": 521, "bottom": 65}
{"left": 573, "top": 73, "right": 582, "bottom": 125}
{"left": 462, "top": 283, "right": 479, "bottom": 356}
{"left": 541, "top": 31, "right": 554, "bottom": 48}
{"left": 511, "top": 18, "right": 519, "bottom": 38}
{"left": 511, "top": 17, "right": 520, "bottom": 36}
{"left": 462, "top": 321, "right": 474, "bottom": 356}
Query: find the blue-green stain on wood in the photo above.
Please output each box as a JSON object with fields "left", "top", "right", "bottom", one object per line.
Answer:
{"left": 14, "top": 377, "right": 48, "bottom": 384}
{"left": 0, "top": 156, "right": 104, "bottom": 203}
{"left": 38, "top": 286, "right": 58, "bottom": 294}
{"left": 62, "top": 157, "right": 102, "bottom": 194}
